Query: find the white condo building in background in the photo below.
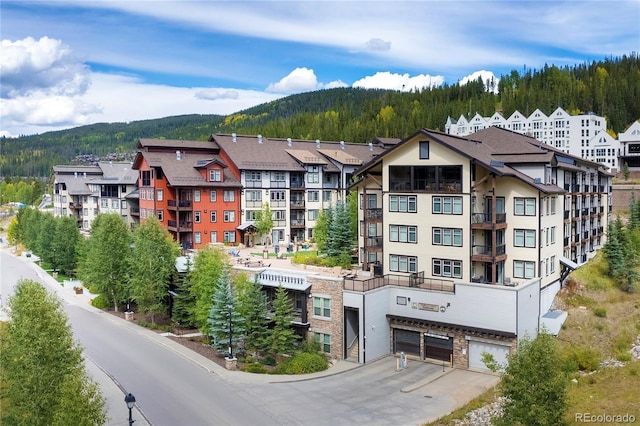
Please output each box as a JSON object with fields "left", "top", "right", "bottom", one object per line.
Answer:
{"left": 445, "top": 107, "right": 622, "bottom": 171}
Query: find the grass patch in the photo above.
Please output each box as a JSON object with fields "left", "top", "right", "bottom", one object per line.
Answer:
{"left": 424, "top": 385, "right": 499, "bottom": 425}
{"left": 564, "top": 361, "right": 640, "bottom": 423}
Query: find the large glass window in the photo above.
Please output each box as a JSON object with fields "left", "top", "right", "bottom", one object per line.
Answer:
{"left": 389, "top": 225, "right": 417, "bottom": 243}
{"left": 514, "top": 197, "right": 536, "bottom": 216}
{"left": 389, "top": 255, "right": 417, "bottom": 273}
{"left": 433, "top": 196, "right": 462, "bottom": 214}
{"left": 514, "top": 229, "right": 536, "bottom": 247}
{"left": 389, "top": 195, "right": 417, "bottom": 213}
{"left": 514, "top": 260, "right": 535, "bottom": 278}
{"left": 313, "top": 297, "right": 331, "bottom": 318}
{"left": 432, "top": 259, "right": 462, "bottom": 278}
{"left": 433, "top": 228, "right": 462, "bottom": 246}
{"left": 389, "top": 165, "right": 461, "bottom": 192}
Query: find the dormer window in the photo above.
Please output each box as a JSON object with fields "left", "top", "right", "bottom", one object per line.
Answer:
{"left": 209, "top": 169, "right": 221, "bottom": 182}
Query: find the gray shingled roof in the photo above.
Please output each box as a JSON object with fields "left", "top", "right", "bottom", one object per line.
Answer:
{"left": 139, "top": 151, "right": 240, "bottom": 188}
{"left": 211, "top": 134, "right": 384, "bottom": 171}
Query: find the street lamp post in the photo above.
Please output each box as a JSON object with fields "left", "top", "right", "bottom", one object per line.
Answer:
{"left": 124, "top": 393, "right": 136, "bottom": 426}
{"left": 227, "top": 301, "right": 233, "bottom": 359}
{"left": 52, "top": 247, "right": 57, "bottom": 273}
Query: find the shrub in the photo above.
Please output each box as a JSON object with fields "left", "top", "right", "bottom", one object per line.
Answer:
{"left": 561, "top": 345, "right": 601, "bottom": 372}
{"left": 259, "top": 355, "right": 276, "bottom": 366}
{"left": 616, "top": 352, "right": 632, "bottom": 362}
{"left": 300, "top": 337, "right": 322, "bottom": 354}
{"left": 282, "top": 352, "right": 328, "bottom": 374}
{"left": 241, "top": 363, "right": 268, "bottom": 374}
{"left": 90, "top": 294, "right": 108, "bottom": 309}
{"left": 272, "top": 358, "right": 292, "bottom": 374}
{"left": 593, "top": 307, "right": 607, "bottom": 318}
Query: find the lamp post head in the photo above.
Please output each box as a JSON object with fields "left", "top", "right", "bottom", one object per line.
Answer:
{"left": 124, "top": 393, "right": 136, "bottom": 409}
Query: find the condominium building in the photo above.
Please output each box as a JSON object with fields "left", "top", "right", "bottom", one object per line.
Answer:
{"left": 132, "top": 139, "right": 242, "bottom": 250}
{"left": 619, "top": 120, "right": 640, "bottom": 168}
{"left": 209, "top": 133, "right": 387, "bottom": 246}
{"left": 52, "top": 162, "right": 139, "bottom": 231}
{"left": 445, "top": 107, "right": 622, "bottom": 171}
{"left": 345, "top": 126, "right": 611, "bottom": 370}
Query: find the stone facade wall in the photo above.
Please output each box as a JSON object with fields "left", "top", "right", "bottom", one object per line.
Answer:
{"left": 307, "top": 276, "right": 344, "bottom": 361}
{"left": 612, "top": 185, "right": 640, "bottom": 212}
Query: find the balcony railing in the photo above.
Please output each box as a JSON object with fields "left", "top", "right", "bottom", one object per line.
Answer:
{"left": 290, "top": 179, "right": 305, "bottom": 189}
{"left": 290, "top": 219, "right": 305, "bottom": 228}
{"left": 365, "top": 208, "right": 383, "bottom": 220}
{"left": 471, "top": 245, "right": 506, "bottom": 256}
{"left": 471, "top": 212, "right": 506, "bottom": 224}
{"left": 365, "top": 236, "right": 383, "bottom": 248}
{"left": 290, "top": 200, "right": 305, "bottom": 209}
{"left": 344, "top": 272, "right": 454, "bottom": 293}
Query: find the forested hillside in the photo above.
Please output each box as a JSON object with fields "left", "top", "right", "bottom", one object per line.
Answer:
{"left": 1, "top": 53, "right": 638, "bottom": 178}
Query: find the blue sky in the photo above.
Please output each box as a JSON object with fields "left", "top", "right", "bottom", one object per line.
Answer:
{"left": 1, "top": 1, "right": 639, "bottom": 137}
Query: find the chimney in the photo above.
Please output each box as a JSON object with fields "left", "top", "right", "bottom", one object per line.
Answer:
{"left": 258, "top": 134, "right": 263, "bottom": 144}
{"left": 316, "top": 139, "right": 320, "bottom": 148}
{"left": 368, "top": 142, "right": 373, "bottom": 151}
{"left": 287, "top": 138, "right": 292, "bottom": 147}
{"left": 176, "top": 150, "right": 181, "bottom": 160}
{"left": 340, "top": 141, "right": 345, "bottom": 150}
{"left": 232, "top": 133, "right": 237, "bottom": 143}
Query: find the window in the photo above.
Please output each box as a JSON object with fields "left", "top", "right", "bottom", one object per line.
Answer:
{"left": 101, "top": 199, "right": 108, "bottom": 208}
{"left": 245, "top": 210, "right": 258, "bottom": 221}
{"left": 308, "top": 191, "right": 319, "bottom": 202}
{"left": 550, "top": 255, "right": 556, "bottom": 273}
{"left": 224, "top": 231, "right": 236, "bottom": 243}
{"left": 195, "top": 232, "right": 201, "bottom": 244}
{"left": 366, "top": 194, "right": 377, "bottom": 209}
{"left": 142, "top": 170, "right": 151, "bottom": 186}
{"left": 223, "top": 191, "right": 235, "bottom": 202}
{"left": 246, "top": 171, "right": 261, "bottom": 186}
{"left": 551, "top": 197, "right": 557, "bottom": 214}
{"left": 271, "top": 171, "right": 286, "bottom": 186}
{"left": 513, "top": 260, "right": 535, "bottom": 278}
{"left": 270, "top": 190, "right": 286, "bottom": 202}
{"left": 323, "top": 191, "right": 332, "bottom": 202}
{"left": 157, "top": 210, "right": 163, "bottom": 221}
{"left": 551, "top": 226, "right": 556, "bottom": 244}
{"left": 389, "top": 255, "right": 417, "bottom": 273}
{"left": 419, "top": 141, "right": 429, "bottom": 159}
{"left": 432, "top": 196, "right": 462, "bottom": 214}
{"left": 209, "top": 169, "right": 221, "bottom": 182}
{"left": 514, "top": 197, "right": 536, "bottom": 216}
{"left": 157, "top": 189, "right": 163, "bottom": 201}
{"left": 210, "top": 211, "right": 217, "bottom": 222}
{"left": 210, "top": 190, "right": 217, "bottom": 202}
{"left": 389, "top": 195, "right": 417, "bottom": 213}
{"left": 433, "top": 228, "right": 463, "bottom": 246}
{"left": 307, "top": 166, "right": 319, "bottom": 183}
{"left": 223, "top": 210, "right": 235, "bottom": 222}
{"left": 210, "top": 231, "right": 217, "bottom": 243}
{"left": 308, "top": 210, "right": 319, "bottom": 220}
{"left": 121, "top": 200, "right": 127, "bottom": 209}
{"left": 313, "top": 297, "right": 331, "bottom": 318}
{"left": 432, "top": 259, "right": 462, "bottom": 278}
{"left": 514, "top": 229, "right": 536, "bottom": 247}
{"left": 389, "top": 225, "right": 418, "bottom": 243}
{"left": 246, "top": 190, "right": 261, "bottom": 202}
{"left": 194, "top": 190, "right": 201, "bottom": 202}
{"left": 111, "top": 199, "right": 119, "bottom": 209}
{"left": 194, "top": 211, "right": 201, "bottom": 223}
{"left": 314, "top": 333, "right": 331, "bottom": 353}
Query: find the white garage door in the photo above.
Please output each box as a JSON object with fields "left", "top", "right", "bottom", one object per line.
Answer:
{"left": 468, "top": 340, "right": 509, "bottom": 371}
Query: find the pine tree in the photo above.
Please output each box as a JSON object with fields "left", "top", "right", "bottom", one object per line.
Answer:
{"left": 327, "top": 202, "right": 354, "bottom": 267}
{"left": 237, "top": 276, "right": 270, "bottom": 356}
{"left": 172, "top": 256, "right": 196, "bottom": 328}
{"left": 268, "top": 285, "right": 298, "bottom": 355}
{"left": 603, "top": 218, "right": 626, "bottom": 279}
{"left": 0, "top": 280, "right": 107, "bottom": 425}
{"left": 207, "top": 265, "right": 244, "bottom": 356}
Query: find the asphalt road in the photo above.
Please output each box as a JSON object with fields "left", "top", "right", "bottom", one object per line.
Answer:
{"left": 1, "top": 249, "right": 498, "bottom": 426}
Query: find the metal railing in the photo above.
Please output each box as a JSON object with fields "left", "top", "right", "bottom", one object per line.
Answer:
{"left": 344, "top": 272, "right": 454, "bottom": 293}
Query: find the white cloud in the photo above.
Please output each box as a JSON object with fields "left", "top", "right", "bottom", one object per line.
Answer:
{"left": 352, "top": 72, "right": 445, "bottom": 92}
{"left": 0, "top": 36, "right": 90, "bottom": 99}
{"left": 194, "top": 89, "right": 240, "bottom": 101}
{"left": 266, "top": 67, "right": 322, "bottom": 94}
{"left": 459, "top": 70, "right": 500, "bottom": 93}
{"left": 324, "top": 80, "right": 349, "bottom": 90}
{"left": 365, "top": 38, "right": 391, "bottom": 52}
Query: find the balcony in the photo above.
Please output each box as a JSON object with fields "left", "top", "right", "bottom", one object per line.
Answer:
{"left": 290, "top": 200, "right": 305, "bottom": 209}
{"left": 290, "top": 219, "right": 305, "bottom": 228}
{"left": 167, "top": 220, "right": 192, "bottom": 232}
{"left": 564, "top": 237, "right": 570, "bottom": 247}
{"left": 365, "top": 208, "right": 383, "bottom": 220}
{"left": 167, "top": 200, "right": 192, "bottom": 211}
{"left": 564, "top": 210, "right": 570, "bottom": 220}
{"left": 343, "top": 272, "right": 454, "bottom": 293}
{"left": 365, "top": 236, "right": 383, "bottom": 248}
{"left": 470, "top": 212, "right": 507, "bottom": 229}
{"left": 69, "top": 202, "right": 83, "bottom": 210}
{"left": 245, "top": 180, "right": 263, "bottom": 188}
{"left": 290, "top": 179, "right": 305, "bottom": 189}
{"left": 582, "top": 208, "right": 589, "bottom": 216}
{"left": 470, "top": 244, "right": 506, "bottom": 263}
{"left": 130, "top": 207, "right": 140, "bottom": 216}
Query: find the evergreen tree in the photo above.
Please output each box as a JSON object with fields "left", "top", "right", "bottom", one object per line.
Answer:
{"left": 495, "top": 333, "right": 568, "bottom": 426}
{"left": 629, "top": 191, "right": 640, "bottom": 230}
{"left": 0, "top": 280, "right": 107, "bottom": 425}
{"left": 314, "top": 206, "right": 333, "bottom": 253}
{"left": 130, "top": 216, "right": 180, "bottom": 323}
{"left": 603, "top": 218, "right": 626, "bottom": 279}
{"left": 237, "top": 275, "right": 270, "bottom": 356}
{"left": 172, "top": 256, "right": 196, "bottom": 328}
{"left": 268, "top": 285, "right": 298, "bottom": 355}
{"left": 207, "top": 265, "right": 244, "bottom": 356}
{"left": 327, "top": 202, "right": 354, "bottom": 267}
{"left": 188, "top": 247, "right": 227, "bottom": 334}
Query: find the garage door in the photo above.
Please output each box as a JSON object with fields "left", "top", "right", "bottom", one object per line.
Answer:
{"left": 424, "top": 335, "right": 453, "bottom": 362}
{"left": 393, "top": 329, "right": 420, "bottom": 357}
{"left": 468, "top": 340, "right": 509, "bottom": 371}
